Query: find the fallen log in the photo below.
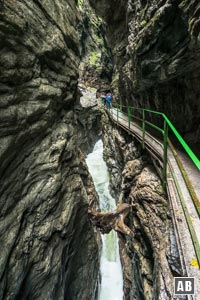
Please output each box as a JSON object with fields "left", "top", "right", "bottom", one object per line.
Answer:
{"left": 88, "top": 203, "right": 134, "bottom": 237}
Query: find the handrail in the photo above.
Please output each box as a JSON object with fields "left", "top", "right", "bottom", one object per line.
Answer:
{"left": 163, "top": 115, "right": 200, "bottom": 170}
{"left": 108, "top": 102, "right": 200, "bottom": 267}
{"left": 109, "top": 102, "right": 200, "bottom": 215}
{"left": 112, "top": 102, "right": 200, "bottom": 171}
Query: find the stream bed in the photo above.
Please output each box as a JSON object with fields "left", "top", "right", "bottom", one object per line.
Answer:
{"left": 86, "top": 140, "right": 123, "bottom": 300}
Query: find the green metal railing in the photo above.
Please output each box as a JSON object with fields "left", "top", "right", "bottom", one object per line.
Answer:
{"left": 109, "top": 103, "right": 200, "bottom": 206}
{"left": 108, "top": 102, "right": 200, "bottom": 267}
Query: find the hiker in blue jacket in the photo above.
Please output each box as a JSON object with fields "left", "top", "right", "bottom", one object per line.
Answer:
{"left": 105, "top": 93, "right": 112, "bottom": 109}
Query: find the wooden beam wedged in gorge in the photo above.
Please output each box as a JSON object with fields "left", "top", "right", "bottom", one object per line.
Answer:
{"left": 88, "top": 203, "right": 134, "bottom": 237}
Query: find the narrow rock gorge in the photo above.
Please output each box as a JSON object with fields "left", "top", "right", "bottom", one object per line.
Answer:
{"left": 78, "top": 0, "right": 113, "bottom": 91}
{"left": 101, "top": 111, "right": 183, "bottom": 300}
{"left": 0, "top": 0, "right": 199, "bottom": 300}
{"left": 87, "top": 2, "right": 200, "bottom": 296}
{"left": 89, "top": 0, "right": 200, "bottom": 146}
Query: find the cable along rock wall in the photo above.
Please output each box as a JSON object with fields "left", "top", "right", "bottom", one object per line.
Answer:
{"left": 101, "top": 112, "right": 184, "bottom": 300}
{"left": 0, "top": 1, "right": 101, "bottom": 299}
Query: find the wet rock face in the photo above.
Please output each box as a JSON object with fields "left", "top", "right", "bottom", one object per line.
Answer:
{"left": 0, "top": 1, "right": 100, "bottom": 299}
{"left": 76, "top": 87, "right": 102, "bottom": 154}
{"left": 102, "top": 112, "right": 183, "bottom": 300}
{"left": 89, "top": 0, "right": 200, "bottom": 143}
{"left": 78, "top": 0, "right": 113, "bottom": 90}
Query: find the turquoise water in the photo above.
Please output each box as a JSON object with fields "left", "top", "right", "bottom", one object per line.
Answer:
{"left": 86, "top": 140, "right": 123, "bottom": 300}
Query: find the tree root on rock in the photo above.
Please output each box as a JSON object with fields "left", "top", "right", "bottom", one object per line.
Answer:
{"left": 88, "top": 203, "right": 134, "bottom": 237}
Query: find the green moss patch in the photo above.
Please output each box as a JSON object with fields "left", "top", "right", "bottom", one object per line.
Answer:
{"left": 89, "top": 51, "right": 101, "bottom": 67}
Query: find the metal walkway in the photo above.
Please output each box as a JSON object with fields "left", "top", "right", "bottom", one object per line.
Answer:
{"left": 109, "top": 106, "right": 200, "bottom": 299}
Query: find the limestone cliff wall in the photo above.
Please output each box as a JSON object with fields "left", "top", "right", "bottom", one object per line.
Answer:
{"left": 0, "top": 1, "right": 100, "bottom": 299}
{"left": 101, "top": 112, "right": 183, "bottom": 300}
{"left": 89, "top": 0, "right": 200, "bottom": 144}
{"left": 76, "top": 87, "right": 102, "bottom": 154}
{"left": 78, "top": 0, "right": 113, "bottom": 91}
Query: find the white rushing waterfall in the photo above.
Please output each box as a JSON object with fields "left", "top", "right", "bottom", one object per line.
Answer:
{"left": 86, "top": 140, "right": 123, "bottom": 300}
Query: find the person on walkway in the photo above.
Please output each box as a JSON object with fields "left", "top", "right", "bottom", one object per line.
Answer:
{"left": 105, "top": 92, "right": 112, "bottom": 109}
{"left": 101, "top": 94, "right": 106, "bottom": 107}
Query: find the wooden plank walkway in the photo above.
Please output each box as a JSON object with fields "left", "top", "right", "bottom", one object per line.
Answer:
{"left": 110, "top": 108, "right": 200, "bottom": 299}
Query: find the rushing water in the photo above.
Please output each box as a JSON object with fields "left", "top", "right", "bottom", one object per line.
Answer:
{"left": 86, "top": 140, "right": 123, "bottom": 300}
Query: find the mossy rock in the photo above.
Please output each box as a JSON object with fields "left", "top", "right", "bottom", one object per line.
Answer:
{"left": 78, "top": 0, "right": 84, "bottom": 8}
{"left": 89, "top": 51, "right": 101, "bottom": 67}
{"left": 141, "top": 20, "right": 147, "bottom": 27}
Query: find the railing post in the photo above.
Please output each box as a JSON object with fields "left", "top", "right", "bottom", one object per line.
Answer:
{"left": 162, "top": 120, "right": 168, "bottom": 190}
{"left": 142, "top": 110, "right": 145, "bottom": 149}
{"left": 128, "top": 106, "right": 131, "bottom": 131}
